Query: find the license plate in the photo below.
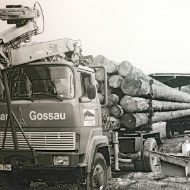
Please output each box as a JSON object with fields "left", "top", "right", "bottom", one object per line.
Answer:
{"left": 0, "top": 164, "right": 11, "bottom": 171}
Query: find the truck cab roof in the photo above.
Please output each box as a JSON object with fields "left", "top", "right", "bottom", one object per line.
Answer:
{"left": 13, "top": 60, "right": 95, "bottom": 73}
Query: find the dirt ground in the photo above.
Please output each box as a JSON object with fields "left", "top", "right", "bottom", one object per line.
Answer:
{"left": 106, "top": 134, "right": 190, "bottom": 190}
{"left": 30, "top": 132, "right": 190, "bottom": 190}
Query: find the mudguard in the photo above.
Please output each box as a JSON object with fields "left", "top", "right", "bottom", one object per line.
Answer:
{"left": 84, "top": 135, "right": 110, "bottom": 173}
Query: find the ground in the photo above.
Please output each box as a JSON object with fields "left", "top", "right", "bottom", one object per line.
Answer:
{"left": 30, "top": 124, "right": 190, "bottom": 190}
{"left": 106, "top": 134, "right": 190, "bottom": 190}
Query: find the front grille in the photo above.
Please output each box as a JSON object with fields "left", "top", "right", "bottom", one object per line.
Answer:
{"left": 0, "top": 132, "right": 76, "bottom": 150}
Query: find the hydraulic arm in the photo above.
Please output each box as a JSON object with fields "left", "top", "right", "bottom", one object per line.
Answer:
{"left": 0, "top": 5, "right": 40, "bottom": 68}
{"left": 0, "top": 4, "right": 82, "bottom": 68}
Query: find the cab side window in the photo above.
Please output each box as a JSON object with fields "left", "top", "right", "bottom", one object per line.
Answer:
{"left": 81, "top": 73, "right": 91, "bottom": 96}
{"left": 78, "top": 71, "right": 96, "bottom": 97}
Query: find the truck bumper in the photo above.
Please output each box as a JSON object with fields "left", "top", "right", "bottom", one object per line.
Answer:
{"left": 0, "top": 149, "right": 87, "bottom": 184}
{"left": 1, "top": 165, "right": 86, "bottom": 184}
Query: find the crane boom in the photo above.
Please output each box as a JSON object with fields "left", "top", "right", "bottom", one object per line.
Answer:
{"left": 0, "top": 5, "right": 82, "bottom": 68}
{"left": 8, "top": 38, "right": 82, "bottom": 66}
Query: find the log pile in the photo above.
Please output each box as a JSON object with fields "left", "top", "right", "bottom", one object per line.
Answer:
{"left": 93, "top": 55, "right": 190, "bottom": 130}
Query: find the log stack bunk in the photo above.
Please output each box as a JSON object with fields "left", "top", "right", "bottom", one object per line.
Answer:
{"left": 92, "top": 55, "right": 190, "bottom": 131}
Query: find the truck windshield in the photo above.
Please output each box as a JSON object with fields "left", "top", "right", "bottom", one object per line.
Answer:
{"left": 7, "top": 65, "right": 74, "bottom": 100}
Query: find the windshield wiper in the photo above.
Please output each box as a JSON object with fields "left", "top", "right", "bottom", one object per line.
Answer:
{"left": 11, "top": 96, "right": 33, "bottom": 101}
{"left": 33, "top": 92, "right": 63, "bottom": 101}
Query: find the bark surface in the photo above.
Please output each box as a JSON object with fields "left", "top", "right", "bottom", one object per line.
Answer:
{"left": 120, "top": 95, "right": 190, "bottom": 112}
{"left": 119, "top": 62, "right": 190, "bottom": 103}
{"left": 93, "top": 55, "right": 120, "bottom": 74}
{"left": 108, "top": 75, "right": 123, "bottom": 88}
{"left": 121, "top": 109, "right": 190, "bottom": 129}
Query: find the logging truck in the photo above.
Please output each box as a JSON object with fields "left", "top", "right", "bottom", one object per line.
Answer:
{"left": 0, "top": 4, "right": 162, "bottom": 190}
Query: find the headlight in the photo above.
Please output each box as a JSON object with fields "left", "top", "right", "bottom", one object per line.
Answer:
{"left": 53, "top": 156, "right": 70, "bottom": 166}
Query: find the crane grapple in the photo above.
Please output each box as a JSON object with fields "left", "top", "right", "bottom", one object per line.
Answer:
{"left": 0, "top": 5, "right": 40, "bottom": 25}
{"left": 0, "top": 5, "right": 40, "bottom": 44}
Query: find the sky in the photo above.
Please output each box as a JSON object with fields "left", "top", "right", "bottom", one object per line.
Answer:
{"left": 1, "top": 0, "right": 190, "bottom": 74}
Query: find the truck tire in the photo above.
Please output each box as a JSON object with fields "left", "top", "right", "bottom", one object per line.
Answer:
{"left": 79, "top": 153, "right": 107, "bottom": 190}
{"left": 166, "top": 122, "right": 174, "bottom": 139}
{"left": 90, "top": 153, "right": 107, "bottom": 190}
{"left": 143, "top": 138, "right": 159, "bottom": 172}
{"left": 134, "top": 138, "right": 159, "bottom": 172}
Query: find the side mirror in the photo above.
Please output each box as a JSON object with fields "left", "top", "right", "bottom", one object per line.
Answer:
{"left": 87, "top": 85, "right": 96, "bottom": 99}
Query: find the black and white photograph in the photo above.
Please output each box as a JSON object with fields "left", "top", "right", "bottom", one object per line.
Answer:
{"left": 0, "top": 0, "right": 190, "bottom": 189}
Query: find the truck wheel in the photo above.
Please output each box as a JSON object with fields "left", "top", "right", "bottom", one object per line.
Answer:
{"left": 143, "top": 138, "right": 159, "bottom": 172}
{"left": 90, "top": 153, "right": 107, "bottom": 190}
{"left": 79, "top": 153, "right": 108, "bottom": 190}
{"left": 134, "top": 138, "right": 160, "bottom": 172}
{"left": 166, "top": 122, "right": 174, "bottom": 139}
{"left": 78, "top": 153, "right": 108, "bottom": 190}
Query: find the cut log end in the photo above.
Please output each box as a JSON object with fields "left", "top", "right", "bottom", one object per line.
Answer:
{"left": 121, "top": 113, "right": 136, "bottom": 129}
{"left": 110, "top": 105, "right": 124, "bottom": 118}
{"left": 108, "top": 94, "right": 119, "bottom": 107}
{"left": 108, "top": 75, "right": 123, "bottom": 88}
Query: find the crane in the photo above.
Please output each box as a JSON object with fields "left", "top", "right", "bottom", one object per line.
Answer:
{"left": 0, "top": 4, "right": 82, "bottom": 69}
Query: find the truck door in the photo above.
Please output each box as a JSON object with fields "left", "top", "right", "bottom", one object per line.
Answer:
{"left": 77, "top": 71, "right": 100, "bottom": 153}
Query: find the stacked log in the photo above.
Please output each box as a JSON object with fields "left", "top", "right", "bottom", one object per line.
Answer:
{"left": 120, "top": 96, "right": 190, "bottom": 112}
{"left": 121, "top": 109, "right": 190, "bottom": 129}
{"left": 119, "top": 61, "right": 190, "bottom": 102}
{"left": 94, "top": 55, "right": 119, "bottom": 74}
{"left": 93, "top": 55, "right": 190, "bottom": 130}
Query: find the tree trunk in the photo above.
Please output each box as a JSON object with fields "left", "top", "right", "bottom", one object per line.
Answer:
{"left": 108, "top": 94, "right": 119, "bottom": 107}
{"left": 110, "top": 105, "right": 124, "bottom": 118}
{"left": 100, "top": 82, "right": 113, "bottom": 95}
{"left": 98, "top": 93, "right": 104, "bottom": 104}
{"left": 120, "top": 95, "right": 190, "bottom": 112}
{"left": 101, "top": 107, "right": 110, "bottom": 115}
{"left": 118, "top": 61, "right": 190, "bottom": 103}
{"left": 109, "top": 116, "right": 121, "bottom": 130}
{"left": 93, "top": 55, "right": 119, "bottom": 73}
{"left": 120, "top": 74, "right": 190, "bottom": 103}
{"left": 108, "top": 75, "right": 123, "bottom": 88}
{"left": 95, "top": 68, "right": 105, "bottom": 82}
{"left": 118, "top": 61, "right": 165, "bottom": 87}
{"left": 121, "top": 109, "right": 190, "bottom": 129}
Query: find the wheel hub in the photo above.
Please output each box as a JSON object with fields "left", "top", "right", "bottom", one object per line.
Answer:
{"left": 93, "top": 164, "right": 104, "bottom": 189}
{"left": 97, "top": 173, "right": 104, "bottom": 186}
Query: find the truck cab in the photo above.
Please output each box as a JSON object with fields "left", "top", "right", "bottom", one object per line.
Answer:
{"left": 0, "top": 61, "right": 110, "bottom": 189}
